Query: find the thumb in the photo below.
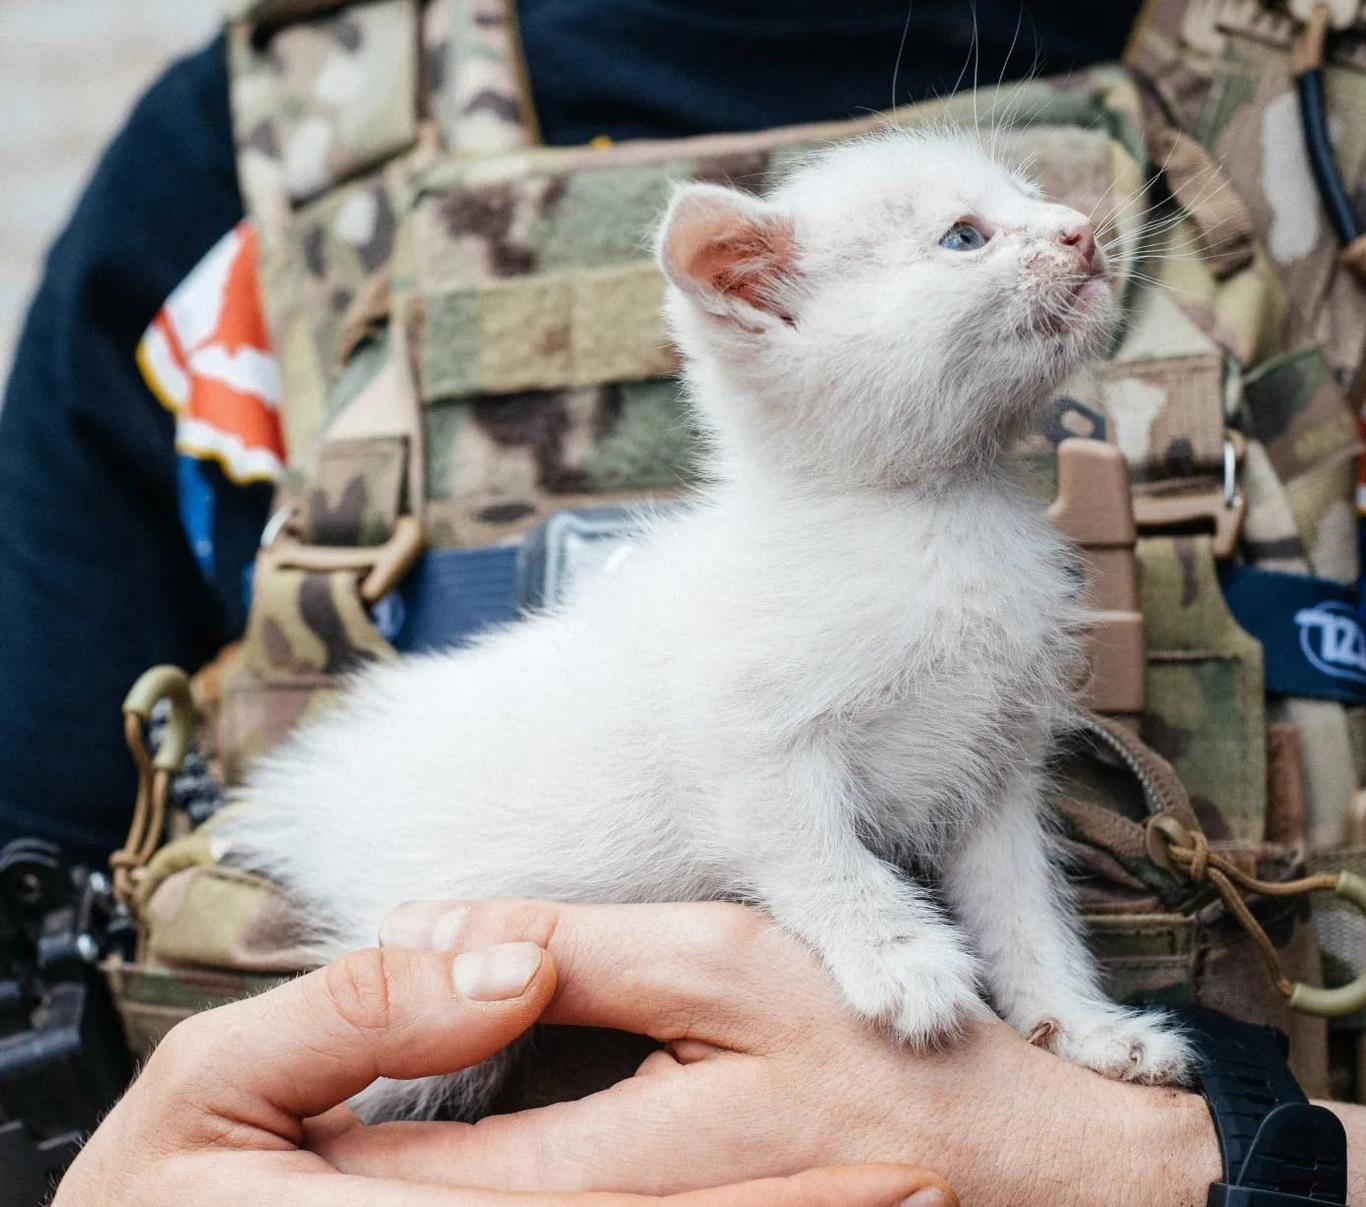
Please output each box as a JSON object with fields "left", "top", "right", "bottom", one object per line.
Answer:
{"left": 143, "top": 943, "right": 556, "bottom": 1132}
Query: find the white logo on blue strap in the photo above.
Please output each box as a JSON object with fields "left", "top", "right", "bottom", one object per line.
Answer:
{"left": 1294, "top": 600, "right": 1366, "bottom": 686}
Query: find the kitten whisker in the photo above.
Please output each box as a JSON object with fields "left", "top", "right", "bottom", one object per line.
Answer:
{"left": 891, "top": 0, "right": 914, "bottom": 111}
{"left": 1088, "top": 129, "right": 1190, "bottom": 230}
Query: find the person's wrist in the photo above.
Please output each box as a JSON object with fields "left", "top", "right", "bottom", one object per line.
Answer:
{"left": 1056, "top": 1071, "right": 1221, "bottom": 1207}
{"left": 919, "top": 1025, "right": 1221, "bottom": 1207}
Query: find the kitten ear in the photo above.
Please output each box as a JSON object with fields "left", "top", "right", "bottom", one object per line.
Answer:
{"left": 656, "top": 183, "right": 798, "bottom": 328}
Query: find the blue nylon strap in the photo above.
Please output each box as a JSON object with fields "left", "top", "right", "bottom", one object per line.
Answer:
{"left": 373, "top": 532, "right": 1366, "bottom": 705}
{"left": 378, "top": 506, "right": 660, "bottom": 654}
{"left": 378, "top": 546, "right": 520, "bottom": 654}
{"left": 1219, "top": 564, "right": 1366, "bottom": 705}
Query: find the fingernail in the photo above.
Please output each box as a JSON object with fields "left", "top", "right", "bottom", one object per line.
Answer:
{"left": 899, "top": 1190, "right": 951, "bottom": 1207}
{"left": 430, "top": 907, "right": 468, "bottom": 951}
{"left": 379, "top": 901, "right": 441, "bottom": 949}
{"left": 379, "top": 902, "right": 467, "bottom": 950}
{"left": 452, "top": 942, "right": 543, "bottom": 1001}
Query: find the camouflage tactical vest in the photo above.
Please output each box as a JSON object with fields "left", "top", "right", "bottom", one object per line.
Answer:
{"left": 105, "top": 0, "right": 1366, "bottom": 1102}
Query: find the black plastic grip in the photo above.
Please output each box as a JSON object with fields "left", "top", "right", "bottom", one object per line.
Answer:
{"left": 1170, "top": 1007, "right": 1347, "bottom": 1205}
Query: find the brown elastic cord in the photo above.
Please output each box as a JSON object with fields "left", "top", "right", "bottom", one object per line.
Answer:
{"left": 1162, "top": 827, "right": 1336, "bottom": 1000}
{"left": 1291, "top": 3, "right": 1332, "bottom": 76}
{"left": 109, "top": 713, "right": 172, "bottom": 906}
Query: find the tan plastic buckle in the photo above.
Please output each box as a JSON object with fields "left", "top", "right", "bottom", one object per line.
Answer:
{"left": 1132, "top": 433, "right": 1246, "bottom": 560}
{"left": 263, "top": 512, "right": 424, "bottom": 604}
{"left": 1049, "top": 439, "right": 1146, "bottom": 718}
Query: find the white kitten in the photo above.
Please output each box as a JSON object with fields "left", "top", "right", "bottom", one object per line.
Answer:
{"left": 224, "top": 128, "right": 1190, "bottom": 1119}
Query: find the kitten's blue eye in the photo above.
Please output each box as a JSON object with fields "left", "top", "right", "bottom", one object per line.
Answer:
{"left": 939, "top": 222, "right": 988, "bottom": 252}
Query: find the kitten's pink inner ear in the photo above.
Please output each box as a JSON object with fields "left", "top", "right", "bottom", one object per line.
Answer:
{"left": 663, "top": 194, "right": 797, "bottom": 324}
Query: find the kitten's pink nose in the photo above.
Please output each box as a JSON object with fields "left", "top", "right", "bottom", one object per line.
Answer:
{"left": 1057, "top": 223, "right": 1098, "bottom": 272}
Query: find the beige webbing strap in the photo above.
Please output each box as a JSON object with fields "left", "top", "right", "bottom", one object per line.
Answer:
{"left": 299, "top": 436, "right": 410, "bottom": 547}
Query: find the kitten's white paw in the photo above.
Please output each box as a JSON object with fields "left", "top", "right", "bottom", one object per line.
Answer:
{"left": 827, "top": 938, "right": 987, "bottom": 1046}
{"left": 1026, "top": 1006, "right": 1191, "bottom": 1085}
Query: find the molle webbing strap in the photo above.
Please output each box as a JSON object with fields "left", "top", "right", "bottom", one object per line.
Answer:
{"left": 442, "top": 0, "right": 542, "bottom": 152}
{"left": 416, "top": 262, "right": 678, "bottom": 401}
{"left": 303, "top": 436, "right": 408, "bottom": 546}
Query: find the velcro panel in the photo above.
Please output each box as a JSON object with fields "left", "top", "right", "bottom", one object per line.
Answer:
{"left": 420, "top": 263, "right": 676, "bottom": 400}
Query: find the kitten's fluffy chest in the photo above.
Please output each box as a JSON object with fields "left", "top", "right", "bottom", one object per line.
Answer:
{"left": 700, "top": 479, "right": 1080, "bottom": 835}
{"left": 718, "top": 477, "right": 1079, "bottom": 696}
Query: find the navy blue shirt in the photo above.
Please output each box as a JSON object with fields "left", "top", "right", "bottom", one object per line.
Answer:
{"left": 0, "top": 3, "right": 1142, "bottom": 859}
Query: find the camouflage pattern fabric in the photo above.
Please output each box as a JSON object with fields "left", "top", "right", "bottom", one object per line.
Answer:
{"left": 304, "top": 434, "right": 409, "bottom": 545}
{"left": 231, "top": 0, "right": 419, "bottom": 205}
{"left": 145, "top": 887, "right": 306, "bottom": 974}
{"left": 228, "top": 21, "right": 1272, "bottom": 548}
{"left": 1125, "top": 1, "right": 1366, "bottom": 1097}
{"left": 1128, "top": 0, "right": 1366, "bottom": 386}
{"left": 437, "top": 0, "right": 541, "bottom": 152}
{"left": 1234, "top": 351, "right": 1363, "bottom": 844}
{"left": 142, "top": 862, "right": 314, "bottom": 976}
{"left": 230, "top": 0, "right": 538, "bottom": 474}
{"left": 1138, "top": 534, "right": 1267, "bottom": 842}
{"left": 391, "top": 77, "right": 1240, "bottom": 543}
{"left": 1129, "top": 0, "right": 1366, "bottom": 850}
{"left": 218, "top": 563, "right": 395, "bottom": 783}
{"left": 105, "top": 957, "right": 286, "bottom": 1056}
{"left": 1147, "top": 122, "right": 1256, "bottom": 278}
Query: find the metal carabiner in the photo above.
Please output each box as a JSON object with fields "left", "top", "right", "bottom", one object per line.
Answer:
{"left": 111, "top": 666, "right": 197, "bottom": 905}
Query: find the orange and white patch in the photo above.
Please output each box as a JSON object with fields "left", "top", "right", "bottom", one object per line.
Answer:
{"left": 137, "top": 221, "right": 285, "bottom": 483}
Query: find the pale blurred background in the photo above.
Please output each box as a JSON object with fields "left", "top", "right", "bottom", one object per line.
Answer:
{"left": 1, "top": 0, "right": 225, "bottom": 377}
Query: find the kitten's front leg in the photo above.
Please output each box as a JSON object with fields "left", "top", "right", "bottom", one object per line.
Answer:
{"left": 944, "top": 775, "right": 1191, "bottom": 1084}
{"left": 725, "top": 752, "right": 987, "bottom": 1046}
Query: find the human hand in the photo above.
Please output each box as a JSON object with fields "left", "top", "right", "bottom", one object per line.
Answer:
{"left": 319, "top": 900, "right": 1222, "bottom": 1207}
{"left": 53, "top": 939, "right": 954, "bottom": 1206}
